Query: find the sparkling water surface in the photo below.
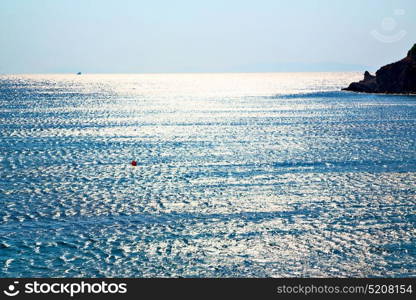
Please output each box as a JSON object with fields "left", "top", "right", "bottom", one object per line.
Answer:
{"left": 0, "top": 73, "right": 415, "bottom": 277}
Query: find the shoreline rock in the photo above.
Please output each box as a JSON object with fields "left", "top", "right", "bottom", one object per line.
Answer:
{"left": 343, "top": 44, "right": 416, "bottom": 94}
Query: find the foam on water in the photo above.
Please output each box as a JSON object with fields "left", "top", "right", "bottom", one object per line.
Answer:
{"left": 0, "top": 73, "right": 415, "bottom": 277}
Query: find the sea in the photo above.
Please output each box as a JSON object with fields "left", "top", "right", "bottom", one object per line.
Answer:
{"left": 0, "top": 73, "right": 415, "bottom": 277}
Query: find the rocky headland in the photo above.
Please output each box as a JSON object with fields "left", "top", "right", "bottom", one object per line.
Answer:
{"left": 343, "top": 44, "right": 416, "bottom": 94}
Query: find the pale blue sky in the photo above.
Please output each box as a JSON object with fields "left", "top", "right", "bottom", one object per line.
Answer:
{"left": 1, "top": 0, "right": 415, "bottom": 73}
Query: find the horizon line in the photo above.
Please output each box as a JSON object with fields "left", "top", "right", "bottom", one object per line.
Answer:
{"left": 0, "top": 70, "right": 369, "bottom": 76}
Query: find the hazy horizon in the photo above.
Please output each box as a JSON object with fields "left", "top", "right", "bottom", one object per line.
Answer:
{"left": 1, "top": 0, "right": 415, "bottom": 74}
{"left": 0, "top": 62, "right": 374, "bottom": 75}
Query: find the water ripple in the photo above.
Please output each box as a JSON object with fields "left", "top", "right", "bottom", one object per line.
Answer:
{"left": 0, "top": 73, "right": 415, "bottom": 277}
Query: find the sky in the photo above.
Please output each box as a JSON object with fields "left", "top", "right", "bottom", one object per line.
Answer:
{"left": 0, "top": 0, "right": 415, "bottom": 73}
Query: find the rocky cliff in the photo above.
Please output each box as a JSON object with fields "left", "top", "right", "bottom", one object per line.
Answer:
{"left": 343, "top": 44, "right": 416, "bottom": 94}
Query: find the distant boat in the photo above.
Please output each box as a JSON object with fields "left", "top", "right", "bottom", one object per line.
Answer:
{"left": 77, "top": 72, "right": 82, "bottom": 75}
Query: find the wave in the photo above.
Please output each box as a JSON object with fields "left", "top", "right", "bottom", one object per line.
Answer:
{"left": 270, "top": 90, "right": 416, "bottom": 100}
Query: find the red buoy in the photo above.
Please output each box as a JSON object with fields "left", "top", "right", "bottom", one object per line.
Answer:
{"left": 131, "top": 160, "right": 137, "bottom": 166}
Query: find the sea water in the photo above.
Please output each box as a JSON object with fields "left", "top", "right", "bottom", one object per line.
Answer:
{"left": 0, "top": 73, "right": 415, "bottom": 277}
